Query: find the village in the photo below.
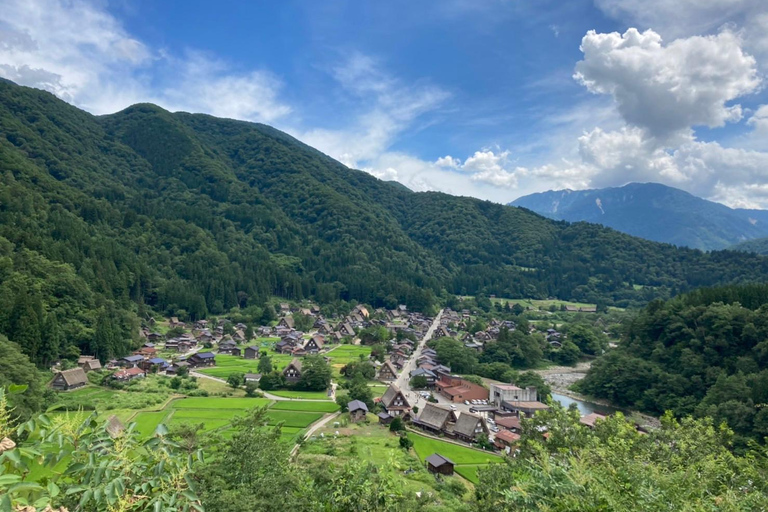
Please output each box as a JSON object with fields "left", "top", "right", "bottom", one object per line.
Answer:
{"left": 46, "top": 299, "right": 610, "bottom": 484}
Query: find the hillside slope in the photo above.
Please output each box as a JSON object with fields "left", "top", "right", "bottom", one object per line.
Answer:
{"left": 3, "top": 80, "right": 768, "bottom": 363}
{"left": 511, "top": 183, "right": 768, "bottom": 250}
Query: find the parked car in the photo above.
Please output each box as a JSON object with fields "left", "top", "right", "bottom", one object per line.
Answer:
{"left": 450, "top": 404, "right": 457, "bottom": 410}
{"left": 464, "top": 400, "right": 470, "bottom": 405}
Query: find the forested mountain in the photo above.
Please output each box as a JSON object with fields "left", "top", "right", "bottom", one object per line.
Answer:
{"left": 510, "top": 183, "right": 768, "bottom": 250}
{"left": 731, "top": 236, "right": 768, "bottom": 255}
{"left": 578, "top": 284, "right": 768, "bottom": 448}
{"left": 4, "top": 80, "right": 768, "bottom": 363}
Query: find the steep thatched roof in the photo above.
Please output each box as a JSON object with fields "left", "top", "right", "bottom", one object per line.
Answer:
{"left": 416, "top": 403, "right": 455, "bottom": 430}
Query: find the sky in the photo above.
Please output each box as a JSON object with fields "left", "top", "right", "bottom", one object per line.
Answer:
{"left": 1, "top": 0, "right": 768, "bottom": 208}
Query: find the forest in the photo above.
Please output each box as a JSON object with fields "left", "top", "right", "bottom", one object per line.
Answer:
{"left": 3, "top": 79, "right": 768, "bottom": 365}
{"left": 578, "top": 283, "right": 768, "bottom": 449}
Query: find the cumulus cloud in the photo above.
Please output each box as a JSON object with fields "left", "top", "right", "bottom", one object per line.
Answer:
{"left": 575, "top": 28, "right": 760, "bottom": 141}
{"left": 0, "top": 0, "right": 292, "bottom": 122}
{"left": 594, "top": 0, "right": 768, "bottom": 66}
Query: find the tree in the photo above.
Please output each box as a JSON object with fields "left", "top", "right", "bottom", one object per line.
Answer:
{"left": 399, "top": 435, "right": 413, "bottom": 451}
{"left": 228, "top": 372, "right": 244, "bottom": 389}
{"left": 245, "top": 381, "right": 261, "bottom": 397}
{"left": 389, "top": 416, "right": 404, "bottom": 432}
{"left": 410, "top": 375, "right": 428, "bottom": 389}
{"left": 342, "top": 360, "right": 375, "bottom": 380}
{"left": 258, "top": 371, "right": 285, "bottom": 391}
{"left": 515, "top": 371, "right": 551, "bottom": 401}
{"left": 0, "top": 336, "right": 47, "bottom": 421}
{"left": 554, "top": 340, "right": 581, "bottom": 366}
{"left": 346, "top": 376, "right": 374, "bottom": 409}
{"left": 176, "top": 364, "right": 189, "bottom": 377}
{"left": 297, "top": 355, "right": 332, "bottom": 391}
{"left": 0, "top": 390, "right": 203, "bottom": 512}
{"left": 258, "top": 354, "right": 273, "bottom": 374}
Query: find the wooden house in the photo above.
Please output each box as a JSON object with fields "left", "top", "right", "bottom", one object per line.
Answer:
{"left": 188, "top": 352, "right": 216, "bottom": 368}
{"left": 50, "top": 368, "right": 87, "bottom": 391}
{"left": 425, "top": 454, "right": 455, "bottom": 476}
{"left": 244, "top": 346, "right": 259, "bottom": 359}
{"left": 413, "top": 403, "right": 457, "bottom": 435}
{"left": 113, "top": 367, "right": 146, "bottom": 381}
{"left": 244, "top": 373, "right": 262, "bottom": 384}
{"left": 347, "top": 400, "right": 369, "bottom": 422}
{"left": 303, "top": 336, "right": 324, "bottom": 354}
{"left": 451, "top": 412, "right": 488, "bottom": 443}
{"left": 283, "top": 358, "right": 303, "bottom": 383}
{"left": 379, "top": 384, "right": 411, "bottom": 416}
{"left": 377, "top": 361, "right": 398, "bottom": 381}
{"left": 77, "top": 355, "right": 102, "bottom": 372}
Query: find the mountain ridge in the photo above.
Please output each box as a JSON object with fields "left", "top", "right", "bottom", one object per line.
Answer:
{"left": 510, "top": 182, "right": 768, "bottom": 250}
{"left": 4, "top": 79, "right": 768, "bottom": 362}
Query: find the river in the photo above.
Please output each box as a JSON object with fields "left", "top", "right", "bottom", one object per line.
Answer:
{"left": 550, "top": 392, "right": 620, "bottom": 416}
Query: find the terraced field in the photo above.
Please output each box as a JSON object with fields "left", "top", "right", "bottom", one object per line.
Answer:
{"left": 408, "top": 432, "right": 502, "bottom": 484}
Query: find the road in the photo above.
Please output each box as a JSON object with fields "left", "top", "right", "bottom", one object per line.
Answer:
{"left": 394, "top": 309, "right": 443, "bottom": 401}
{"left": 289, "top": 411, "right": 341, "bottom": 458}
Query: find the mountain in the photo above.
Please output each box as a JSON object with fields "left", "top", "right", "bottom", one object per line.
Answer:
{"left": 510, "top": 182, "right": 768, "bottom": 250}
{"left": 731, "top": 237, "right": 768, "bottom": 255}
{"left": 4, "top": 79, "right": 768, "bottom": 363}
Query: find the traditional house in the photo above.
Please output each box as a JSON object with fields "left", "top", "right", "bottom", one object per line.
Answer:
{"left": 106, "top": 415, "right": 125, "bottom": 438}
{"left": 413, "top": 403, "right": 457, "bottom": 435}
{"left": 244, "top": 346, "right": 260, "bottom": 359}
{"left": 278, "top": 316, "right": 295, "bottom": 329}
{"left": 169, "top": 317, "right": 185, "bottom": 328}
{"left": 134, "top": 346, "right": 157, "bottom": 358}
{"left": 244, "top": 373, "right": 262, "bottom": 384}
{"left": 452, "top": 412, "right": 488, "bottom": 443}
{"left": 50, "top": 368, "right": 88, "bottom": 391}
{"left": 337, "top": 323, "right": 355, "bottom": 337}
{"left": 188, "top": 352, "right": 216, "bottom": 368}
{"left": 299, "top": 308, "right": 312, "bottom": 316}
{"left": 279, "top": 303, "right": 291, "bottom": 314}
{"left": 283, "top": 358, "right": 303, "bottom": 383}
{"left": 377, "top": 361, "right": 398, "bottom": 381}
{"left": 113, "top": 366, "right": 146, "bottom": 381}
{"left": 379, "top": 384, "right": 411, "bottom": 417}
{"left": 77, "top": 356, "right": 102, "bottom": 372}
{"left": 303, "top": 336, "right": 324, "bottom": 354}
{"left": 377, "top": 412, "right": 393, "bottom": 425}
{"left": 348, "top": 400, "right": 369, "bottom": 422}
{"left": 425, "top": 454, "right": 455, "bottom": 476}
{"left": 311, "top": 305, "right": 321, "bottom": 315}
{"left": 433, "top": 326, "right": 451, "bottom": 339}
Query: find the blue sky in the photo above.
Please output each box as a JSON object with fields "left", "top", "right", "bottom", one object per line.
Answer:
{"left": 1, "top": 0, "right": 768, "bottom": 206}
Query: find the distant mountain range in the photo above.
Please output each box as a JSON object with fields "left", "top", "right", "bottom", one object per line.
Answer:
{"left": 510, "top": 183, "right": 768, "bottom": 251}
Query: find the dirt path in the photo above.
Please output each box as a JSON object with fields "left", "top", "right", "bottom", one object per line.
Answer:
{"left": 290, "top": 411, "right": 341, "bottom": 458}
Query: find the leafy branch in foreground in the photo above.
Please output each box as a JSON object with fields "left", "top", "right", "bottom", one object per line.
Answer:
{"left": 0, "top": 387, "right": 204, "bottom": 512}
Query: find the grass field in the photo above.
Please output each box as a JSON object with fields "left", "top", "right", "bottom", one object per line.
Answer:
{"left": 264, "top": 410, "right": 324, "bottom": 428}
{"left": 489, "top": 297, "right": 596, "bottom": 310}
{"left": 270, "top": 401, "right": 340, "bottom": 413}
{"left": 268, "top": 389, "right": 332, "bottom": 400}
{"left": 408, "top": 432, "right": 502, "bottom": 484}
{"left": 171, "top": 397, "right": 272, "bottom": 409}
{"left": 298, "top": 421, "right": 472, "bottom": 505}
{"left": 132, "top": 411, "right": 168, "bottom": 436}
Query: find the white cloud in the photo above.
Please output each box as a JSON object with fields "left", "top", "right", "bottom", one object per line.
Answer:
{"left": 594, "top": 0, "right": 768, "bottom": 66}
{"left": 0, "top": 0, "right": 292, "bottom": 122}
{"left": 575, "top": 28, "right": 760, "bottom": 141}
{"left": 296, "top": 53, "right": 449, "bottom": 169}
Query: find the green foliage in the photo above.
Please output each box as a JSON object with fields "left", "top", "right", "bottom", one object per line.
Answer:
{"left": 0, "top": 336, "right": 48, "bottom": 422}
{"left": 341, "top": 360, "right": 375, "bottom": 380}
{"left": 257, "top": 354, "right": 273, "bottom": 375}
{"left": 475, "top": 403, "right": 768, "bottom": 511}
{"left": 257, "top": 371, "right": 284, "bottom": 391}
{"left": 410, "top": 376, "right": 428, "bottom": 389}
{"left": 0, "top": 389, "right": 203, "bottom": 512}
{"left": 579, "top": 283, "right": 768, "bottom": 447}
{"left": 4, "top": 79, "right": 768, "bottom": 377}
{"left": 244, "top": 382, "right": 260, "bottom": 397}
{"left": 227, "top": 372, "right": 244, "bottom": 389}
{"left": 297, "top": 356, "right": 332, "bottom": 392}
{"left": 389, "top": 417, "right": 404, "bottom": 432}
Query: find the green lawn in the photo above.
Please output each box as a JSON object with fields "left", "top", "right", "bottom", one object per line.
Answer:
{"left": 409, "top": 433, "right": 502, "bottom": 465}
{"left": 171, "top": 397, "right": 273, "bottom": 409}
{"left": 268, "top": 390, "right": 331, "bottom": 400}
{"left": 270, "top": 401, "right": 339, "bottom": 413}
{"left": 264, "top": 411, "right": 324, "bottom": 428}
{"left": 454, "top": 464, "right": 484, "bottom": 484}
{"left": 132, "top": 411, "right": 169, "bottom": 436}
